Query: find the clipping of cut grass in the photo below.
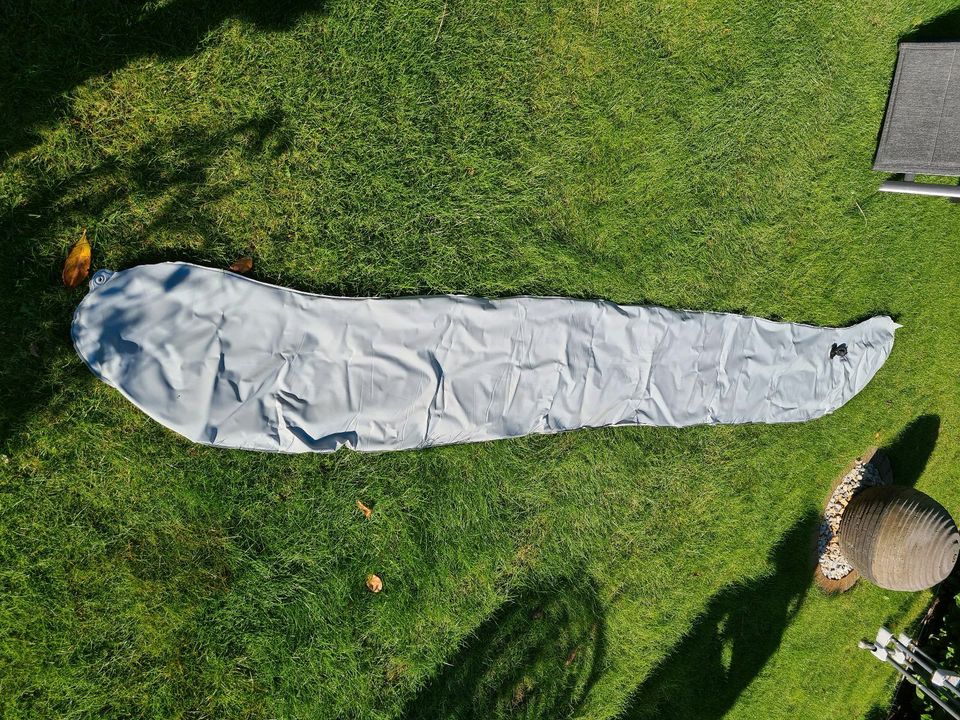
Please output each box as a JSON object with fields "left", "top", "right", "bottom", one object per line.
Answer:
{"left": 2, "top": 0, "right": 960, "bottom": 718}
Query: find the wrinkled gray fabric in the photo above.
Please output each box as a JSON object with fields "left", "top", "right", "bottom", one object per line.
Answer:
{"left": 71, "top": 262, "right": 899, "bottom": 453}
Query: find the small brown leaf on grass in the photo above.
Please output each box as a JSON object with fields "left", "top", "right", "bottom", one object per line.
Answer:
{"left": 356, "top": 499, "right": 372, "bottom": 518}
{"left": 385, "top": 660, "right": 408, "bottom": 684}
{"left": 564, "top": 648, "right": 579, "bottom": 667}
{"left": 229, "top": 256, "right": 253, "bottom": 274}
{"left": 511, "top": 679, "right": 532, "bottom": 707}
{"left": 62, "top": 229, "right": 91, "bottom": 288}
{"left": 366, "top": 574, "right": 383, "bottom": 593}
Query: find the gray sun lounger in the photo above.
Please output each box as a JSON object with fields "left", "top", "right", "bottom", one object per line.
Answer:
{"left": 875, "top": 42, "right": 960, "bottom": 198}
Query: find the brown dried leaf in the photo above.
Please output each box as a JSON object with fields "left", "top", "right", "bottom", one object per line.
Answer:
{"left": 385, "top": 660, "right": 408, "bottom": 684}
{"left": 366, "top": 574, "right": 383, "bottom": 593}
{"left": 229, "top": 256, "right": 253, "bottom": 274}
{"left": 62, "top": 229, "right": 91, "bottom": 289}
{"left": 511, "top": 679, "right": 532, "bottom": 707}
{"left": 356, "top": 499, "right": 372, "bottom": 519}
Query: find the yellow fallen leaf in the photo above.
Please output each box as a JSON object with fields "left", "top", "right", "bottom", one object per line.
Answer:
{"left": 356, "top": 500, "right": 372, "bottom": 519}
{"left": 366, "top": 574, "right": 383, "bottom": 593}
{"left": 62, "top": 229, "right": 91, "bottom": 289}
{"left": 229, "top": 256, "right": 253, "bottom": 274}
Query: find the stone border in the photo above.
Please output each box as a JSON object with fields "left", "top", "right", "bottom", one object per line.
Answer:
{"left": 814, "top": 448, "right": 893, "bottom": 593}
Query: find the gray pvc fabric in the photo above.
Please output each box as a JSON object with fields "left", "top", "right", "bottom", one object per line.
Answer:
{"left": 71, "top": 263, "right": 899, "bottom": 454}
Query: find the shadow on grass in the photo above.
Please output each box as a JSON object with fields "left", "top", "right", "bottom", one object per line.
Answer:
{"left": 901, "top": 8, "right": 960, "bottom": 42}
{"left": 618, "top": 511, "right": 817, "bottom": 720}
{"left": 401, "top": 578, "right": 606, "bottom": 720}
{"left": 0, "top": 0, "right": 325, "bottom": 158}
{"left": 882, "top": 414, "right": 939, "bottom": 489}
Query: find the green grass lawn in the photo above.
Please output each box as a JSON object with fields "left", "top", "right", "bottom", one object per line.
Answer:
{"left": 2, "top": 0, "right": 960, "bottom": 717}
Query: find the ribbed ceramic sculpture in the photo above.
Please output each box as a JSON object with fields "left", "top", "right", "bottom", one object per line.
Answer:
{"left": 838, "top": 486, "right": 960, "bottom": 591}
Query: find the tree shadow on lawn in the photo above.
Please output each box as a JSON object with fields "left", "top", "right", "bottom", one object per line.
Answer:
{"left": 401, "top": 577, "right": 606, "bottom": 720}
{"left": 618, "top": 414, "right": 940, "bottom": 720}
{"left": 0, "top": 0, "right": 326, "bottom": 158}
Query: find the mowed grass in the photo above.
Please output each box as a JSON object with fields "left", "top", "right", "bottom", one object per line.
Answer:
{"left": 2, "top": 0, "right": 960, "bottom": 718}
